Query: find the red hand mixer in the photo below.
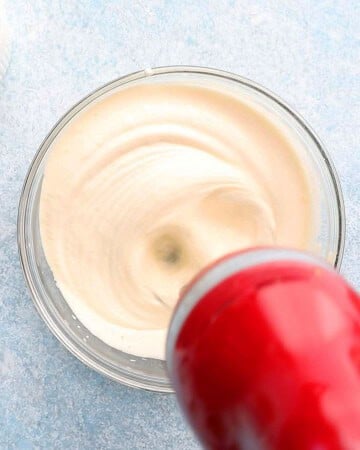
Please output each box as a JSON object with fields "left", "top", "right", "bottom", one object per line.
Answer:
{"left": 166, "top": 248, "right": 360, "bottom": 450}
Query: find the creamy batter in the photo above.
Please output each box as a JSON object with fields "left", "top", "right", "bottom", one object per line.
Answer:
{"left": 40, "top": 82, "right": 314, "bottom": 359}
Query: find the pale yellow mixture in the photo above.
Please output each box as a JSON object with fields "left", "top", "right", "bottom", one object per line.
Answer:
{"left": 40, "top": 82, "right": 314, "bottom": 359}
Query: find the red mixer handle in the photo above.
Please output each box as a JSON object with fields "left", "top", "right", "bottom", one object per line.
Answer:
{"left": 167, "top": 248, "right": 360, "bottom": 450}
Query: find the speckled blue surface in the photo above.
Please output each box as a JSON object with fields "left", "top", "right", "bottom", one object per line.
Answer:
{"left": 0, "top": 1, "right": 359, "bottom": 448}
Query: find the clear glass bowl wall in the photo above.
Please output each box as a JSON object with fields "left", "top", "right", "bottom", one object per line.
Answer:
{"left": 18, "top": 67, "right": 345, "bottom": 392}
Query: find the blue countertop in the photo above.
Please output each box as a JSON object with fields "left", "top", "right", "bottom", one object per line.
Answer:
{"left": 1, "top": 1, "right": 359, "bottom": 448}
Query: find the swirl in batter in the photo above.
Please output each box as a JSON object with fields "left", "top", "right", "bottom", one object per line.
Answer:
{"left": 40, "top": 82, "right": 314, "bottom": 359}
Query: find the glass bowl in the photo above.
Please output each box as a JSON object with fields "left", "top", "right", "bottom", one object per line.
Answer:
{"left": 17, "top": 66, "right": 345, "bottom": 392}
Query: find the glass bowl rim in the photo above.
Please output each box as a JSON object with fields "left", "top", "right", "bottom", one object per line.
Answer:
{"left": 17, "top": 65, "right": 346, "bottom": 392}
